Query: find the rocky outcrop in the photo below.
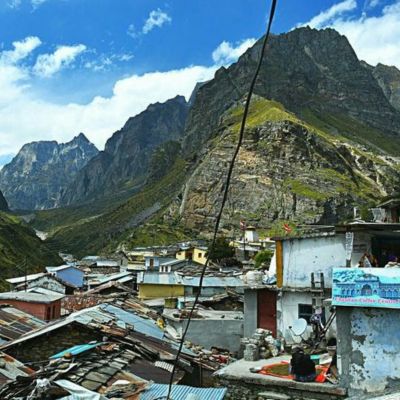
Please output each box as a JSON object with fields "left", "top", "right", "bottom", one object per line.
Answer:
{"left": 0, "top": 133, "right": 98, "bottom": 210}
{"left": 184, "top": 27, "right": 400, "bottom": 157}
{"left": 61, "top": 96, "right": 189, "bottom": 206}
{"left": 177, "top": 97, "right": 400, "bottom": 232}
{"left": 370, "top": 63, "right": 400, "bottom": 112}
{"left": 0, "top": 190, "right": 8, "bottom": 212}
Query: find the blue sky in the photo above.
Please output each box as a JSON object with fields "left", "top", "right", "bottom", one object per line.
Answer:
{"left": 0, "top": 0, "right": 399, "bottom": 162}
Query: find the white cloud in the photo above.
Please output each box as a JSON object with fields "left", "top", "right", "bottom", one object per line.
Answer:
{"left": 0, "top": 36, "right": 42, "bottom": 64}
{"left": 301, "top": 0, "right": 357, "bottom": 28}
{"left": 142, "top": 9, "right": 171, "bottom": 34}
{"left": 0, "top": 64, "right": 217, "bottom": 156}
{"left": 7, "top": 0, "right": 22, "bottom": 9}
{"left": 33, "top": 44, "right": 86, "bottom": 77}
{"left": 31, "top": 0, "right": 48, "bottom": 9}
{"left": 127, "top": 24, "right": 137, "bottom": 39}
{"left": 212, "top": 38, "right": 257, "bottom": 66}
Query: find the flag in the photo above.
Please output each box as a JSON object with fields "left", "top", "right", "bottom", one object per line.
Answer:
{"left": 283, "top": 223, "right": 292, "bottom": 234}
{"left": 240, "top": 220, "right": 247, "bottom": 231}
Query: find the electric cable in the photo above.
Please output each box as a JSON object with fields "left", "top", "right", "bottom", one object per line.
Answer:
{"left": 162, "top": 1, "right": 278, "bottom": 399}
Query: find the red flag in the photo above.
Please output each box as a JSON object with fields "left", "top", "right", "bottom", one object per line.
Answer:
{"left": 283, "top": 223, "right": 292, "bottom": 234}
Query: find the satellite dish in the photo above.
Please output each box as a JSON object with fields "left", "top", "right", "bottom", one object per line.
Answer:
{"left": 290, "top": 318, "right": 308, "bottom": 336}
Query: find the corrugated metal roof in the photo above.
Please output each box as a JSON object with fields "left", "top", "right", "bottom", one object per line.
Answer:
{"left": 139, "top": 384, "right": 227, "bottom": 400}
{"left": 139, "top": 272, "right": 181, "bottom": 285}
{"left": 100, "top": 304, "right": 164, "bottom": 340}
{"left": 0, "top": 351, "right": 34, "bottom": 384}
{"left": 27, "top": 287, "right": 64, "bottom": 296}
{"left": 46, "top": 265, "right": 73, "bottom": 273}
{"left": 0, "top": 291, "right": 65, "bottom": 303}
{"left": 181, "top": 276, "right": 243, "bottom": 287}
{"left": 0, "top": 306, "right": 46, "bottom": 342}
{"left": 88, "top": 271, "right": 133, "bottom": 286}
{"left": 50, "top": 342, "right": 104, "bottom": 359}
{"left": 6, "top": 272, "right": 46, "bottom": 285}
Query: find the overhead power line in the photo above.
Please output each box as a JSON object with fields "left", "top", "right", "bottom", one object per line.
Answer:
{"left": 163, "top": 1, "right": 279, "bottom": 399}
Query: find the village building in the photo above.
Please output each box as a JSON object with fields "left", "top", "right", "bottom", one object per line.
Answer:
{"left": 6, "top": 272, "right": 47, "bottom": 291}
{"left": 46, "top": 265, "right": 85, "bottom": 288}
{"left": 137, "top": 271, "right": 243, "bottom": 300}
{"left": 0, "top": 291, "right": 64, "bottom": 321}
{"left": 244, "top": 231, "right": 341, "bottom": 341}
{"left": 192, "top": 246, "right": 208, "bottom": 265}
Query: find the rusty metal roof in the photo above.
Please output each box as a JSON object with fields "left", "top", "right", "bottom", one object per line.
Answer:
{"left": 0, "top": 306, "right": 46, "bottom": 343}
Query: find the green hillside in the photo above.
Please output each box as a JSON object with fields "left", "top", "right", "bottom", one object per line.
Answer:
{"left": 41, "top": 157, "right": 190, "bottom": 258}
{"left": 0, "top": 212, "right": 62, "bottom": 290}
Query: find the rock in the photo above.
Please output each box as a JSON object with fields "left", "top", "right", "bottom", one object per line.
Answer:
{"left": 0, "top": 190, "right": 8, "bottom": 211}
{"left": 0, "top": 133, "right": 98, "bottom": 210}
{"left": 61, "top": 96, "right": 189, "bottom": 206}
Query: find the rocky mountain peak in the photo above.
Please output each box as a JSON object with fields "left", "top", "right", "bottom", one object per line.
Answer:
{"left": 0, "top": 135, "right": 99, "bottom": 210}
{"left": 61, "top": 96, "right": 189, "bottom": 206}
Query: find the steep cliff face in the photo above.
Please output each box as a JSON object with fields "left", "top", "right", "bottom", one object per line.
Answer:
{"left": 0, "top": 134, "right": 98, "bottom": 210}
{"left": 61, "top": 95, "right": 189, "bottom": 205}
{"left": 177, "top": 97, "right": 400, "bottom": 232}
{"left": 0, "top": 191, "right": 8, "bottom": 211}
{"left": 184, "top": 27, "right": 400, "bottom": 157}
{"left": 370, "top": 63, "right": 400, "bottom": 112}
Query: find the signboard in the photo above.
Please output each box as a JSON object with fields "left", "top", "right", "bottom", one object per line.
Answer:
{"left": 332, "top": 268, "right": 400, "bottom": 309}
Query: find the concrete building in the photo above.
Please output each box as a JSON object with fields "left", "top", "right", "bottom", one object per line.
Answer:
{"left": 244, "top": 233, "right": 343, "bottom": 342}
{"left": 192, "top": 246, "right": 208, "bottom": 265}
{"left": 137, "top": 272, "right": 184, "bottom": 299}
{"left": 0, "top": 291, "right": 64, "bottom": 321}
{"left": 164, "top": 308, "right": 244, "bottom": 353}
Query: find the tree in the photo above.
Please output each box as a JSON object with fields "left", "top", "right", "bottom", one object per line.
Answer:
{"left": 209, "top": 236, "right": 235, "bottom": 262}
{"left": 254, "top": 249, "right": 274, "bottom": 269}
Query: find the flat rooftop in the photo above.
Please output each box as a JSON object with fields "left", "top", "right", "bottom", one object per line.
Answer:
{"left": 215, "top": 356, "right": 346, "bottom": 398}
{"left": 163, "top": 308, "right": 243, "bottom": 321}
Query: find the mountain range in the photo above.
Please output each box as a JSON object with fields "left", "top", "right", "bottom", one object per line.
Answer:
{"left": 0, "top": 133, "right": 98, "bottom": 210}
{"left": 2, "top": 27, "right": 400, "bottom": 257}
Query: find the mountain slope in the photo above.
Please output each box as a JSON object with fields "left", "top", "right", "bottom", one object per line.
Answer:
{"left": 183, "top": 27, "right": 400, "bottom": 157}
{"left": 177, "top": 96, "right": 400, "bottom": 232}
{"left": 0, "top": 211, "right": 62, "bottom": 289}
{"left": 45, "top": 156, "right": 189, "bottom": 257}
{"left": 61, "top": 96, "right": 189, "bottom": 206}
{"left": 30, "top": 27, "right": 400, "bottom": 255}
{"left": 0, "top": 134, "right": 98, "bottom": 210}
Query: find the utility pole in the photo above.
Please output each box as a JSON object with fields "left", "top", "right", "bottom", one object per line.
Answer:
{"left": 240, "top": 220, "right": 247, "bottom": 261}
{"left": 24, "top": 257, "right": 27, "bottom": 292}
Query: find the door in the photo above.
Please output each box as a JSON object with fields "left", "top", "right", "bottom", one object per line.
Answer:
{"left": 257, "top": 289, "right": 277, "bottom": 337}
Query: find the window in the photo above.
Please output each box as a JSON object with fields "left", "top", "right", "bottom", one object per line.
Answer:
{"left": 198, "top": 252, "right": 202, "bottom": 258}
{"left": 298, "top": 304, "right": 313, "bottom": 323}
{"left": 46, "top": 307, "right": 51, "bottom": 321}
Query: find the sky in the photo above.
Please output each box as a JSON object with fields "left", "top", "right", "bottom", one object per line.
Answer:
{"left": 0, "top": 0, "right": 400, "bottom": 165}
